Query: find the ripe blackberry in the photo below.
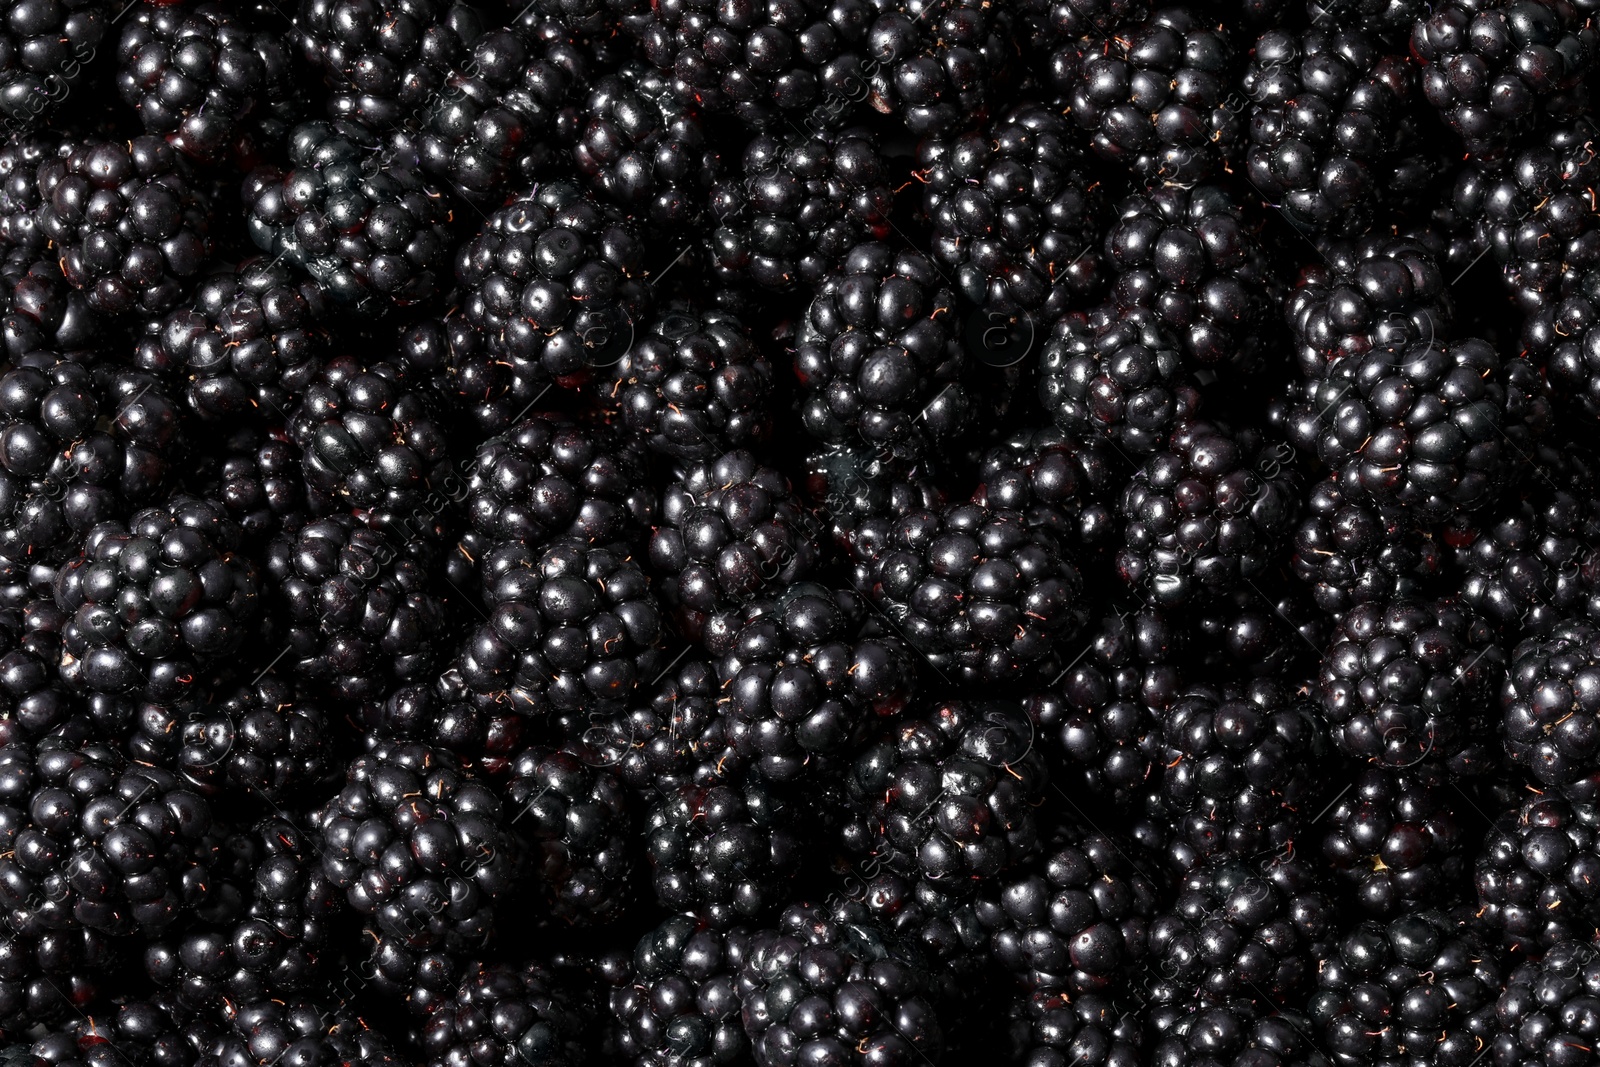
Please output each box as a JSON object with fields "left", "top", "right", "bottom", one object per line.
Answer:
{"left": 53, "top": 494, "right": 262, "bottom": 702}
{"left": 1285, "top": 233, "right": 1455, "bottom": 379}
{"left": 1289, "top": 339, "right": 1553, "bottom": 523}
{"left": 848, "top": 499, "right": 1088, "bottom": 685}
{"left": 738, "top": 901, "right": 946, "bottom": 1066}
{"left": 35, "top": 136, "right": 213, "bottom": 318}
{"left": 365, "top": 667, "right": 526, "bottom": 774}
{"left": 1307, "top": 911, "right": 1500, "bottom": 1067}
{"left": 175, "top": 675, "right": 335, "bottom": 803}
{"left": 506, "top": 745, "right": 633, "bottom": 925}
{"left": 979, "top": 821, "right": 1159, "bottom": 996}
{"left": 136, "top": 258, "right": 330, "bottom": 424}
{"left": 294, "top": 0, "right": 486, "bottom": 129}
{"left": 644, "top": 774, "right": 804, "bottom": 927}
{"left": 1502, "top": 622, "right": 1600, "bottom": 799}
{"left": 1316, "top": 596, "right": 1503, "bottom": 768}
{"left": 1474, "top": 794, "right": 1600, "bottom": 953}
{"left": 1412, "top": 0, "right": 1598, "bottom": 160}
{"left": 454, "top": 180, "right": 651, "bottom": 392}
{"left": 183, "top": 424, "right": 308, "bottom": 547}
{"left": 0, "top": 598, "right": 74, "bottom": 746}
{"left": 837, "top": 700, "right": 1048, "bottom": 891}
{"left": 802, "top": 438, "right": 944, "bottom": 546}
{"left": 1103, "top": 185, "right": 1279, "bottom": 369}
{"left": 1321, "top": 764, "right": 1471, "bottom": 916}
{"left": 0, "top": 135, "right": 63, "bottom": 255}
{"left": 603, "top": 912, "right": 750, "bottom": 1067}
{"left": 707, "top": 583, "right": 916, "bottom": 782}
{"left": 1290, "top": 477, "right": 1444, "bottom": 617}
{"left": 421, "top": 958, "right": 597, "bottom": 1067}
{"left": 597, "top": 307, "right": 773, "bottom": 462}
{"left": 244, "top": 121, "right": 454, "bottom": 308}
{"left": 0, "top": 0, "right": 106, "bottom": 134}
{"left": 1039, "top": 304, "right": 1203, "bottom": 457}
{"left": 315, "top": 742, "right": 522, "bottom": 971}
{"left": 1242, "top": 27, "right": 1436, "bottom": 235}
{"left": 266, "top": 513, "right": 448, "bottom": 702}
{"left": 587, "top": 656, "right": 739, "bottom": 798}
{"left": 974, "top": 427, "right": 1120, "bottom": 560}
{"left": 710, "top": 127, "right": 893, "bottom": 293}
{"left": 0, "top": 355, "right": 181, "bottom": 568}
{"left": 461, "top": 537, "right": 666, "bottom": 714}
{"left": 867, "top": 0, "right": 1019, "bottom": 138}
{"left": 203, "top": 993, "right": 403, "bottom": 1067}
{"left": 1493, "top": 939, "right": 1600, "bottom": 1067}
{"left": 1116, "top": 420, "right": 1299, "bottom": 610}
{"left": 26, "top": 996, "right": 196, "bottom": 1067}
{"left": 116, "top": 2, "right": 295, "bottom": 164}
{"left": 1148, "top": 1004, "right": 1331, "bottom": 1067}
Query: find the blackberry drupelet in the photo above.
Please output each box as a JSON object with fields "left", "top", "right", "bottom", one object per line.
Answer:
{"left": 802, "top": 438, "right": 944, "bottom": 547}
{"left": 36, "top": 135, "right": 214, "bottom": 318}
{"left": 1321, "top": 763, "right": 1471, "bottom": 916}
{"left": 365, "top": 668, "right": 526, "bottom": 774}
{"left": 1474, "top": 794, "right": 1600, "bottom": 953}
{"left": 0, "top": 0, "right": 107, "bottom": 134}
{"left": 506, "top": 744, "right": 634, "bottom": 925}
{"left": 1316, "top": 596, "right": 1503, "bottom": 768}
{"left": 974, "top": 427, "right": 1120, "bottom": 559}
{"left": 183, "top": 424, "right": 308, "bottom": 547}
{"left": 1502, "top": 621, "right": 1600, "bottom": 799}
{"left": 1290, "top": 477, "right": 1444, "bottom": 617}
{"left": 1493, "top": 939, "right": 1600, "bottom": 1067}
{"left": 603, "top": 912, "right": 750, "bottom": 1067}
{"left": 0, "top": 598, "right": 73, "bottom": 746}
{"left": 53, "top": 494, "right": 262, "bottom": 702}
{"left": 589, "top": 656, "right": 739, "bottom": 798}
{"left": 1148, "top": 1005, "right": 1332, "bottom": 1067}
{"left": 244, "top": 120, "right": 454, "bottom": 308}
{"left": 420, "top": 958, "right": 597, "bottom": 1067}
{"left": 0, "top": 135, "right": 63, "bottom": 255}
{"left": 175, "top": 675, "right": 335, "bottom": 803}
{"left": 26, "top": 996, "right": 198, "bottom": 1067}
{"left": 202, "top": 993, "right": 404, "bottom": 1067}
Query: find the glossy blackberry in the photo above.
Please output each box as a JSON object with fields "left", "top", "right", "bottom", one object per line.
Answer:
{"left": 294, "top": 0, "right": 486, "bottom": 129}
{"left": 135, "top": 258, "right": 329, "bottom": 424}
{"left": 1412, "top": 0, "right": 1598, "bottom": 160}
{"left": 603, "top": 913, "right": 749, "bottom": 1067}
{"left": 1103, "top": 185, "right": 1279, "bottom": 370}
{"left": 25, "top": 996, "right": 197, "bottom": 1067}
{"left": 0, "top": 355, "right": 181, "bottom": 568}
{"left": 53, "top": 494, "right": 261, "bottom": 702}
{"left": 644, "top": 774, "right": 804, "bottom": 927}
{"left": 1493, "top": 939, "right": 1600, "bottom": 1067}
{"left": 1242, "top": 27, "right": 1436, "bottom": 235}
{"left": 266, "top": 513, "right": 448, "bottom": 702}
{"left": 650, "top": 453, "right": 819, "bottom": 634}
{"left": 1289, "top": 339, "right": 1553, "bottom": 523}
{"left": 202, "top": 993, "right": 404, "bottom": 1067}
{"left": 506, "top": 744, "right": 633, "bottom": 925}
{"left": 35, "top": 136, "right": 213, "bottom": 318}
{"left": 0, "top": 0, "right": 106, "bottom": 134}
{"left": 461, "top": 537, "right": 666, "bottom": 714}
{"left": 1286, "top": 234, "right": 1455, "bottom": 380}
{"left": 802, "top": 438, "right": 944, "bottom": 546}
{"left": 1116, "top": 421, "right": 1299, "bottom": 610}
{"left": 738, "top": 901, "right": 945, "bottom": 1066}
{"left": 1522, "top": 266, "right": 1600, "bottom": 419}
{"left": 0, "top": 135, "right": 63, "bottom": 255}
{"left": 421, "top": 958, "right": 597, "bottom": 1067}
{"left": 454, "top": 180, "right": 651, "bottom": 392}
{"left": 116, "top": 2, "right": 294, "bottom": 164}
{"left": 849, "top": 499, "right": 1088, "bottom": 685}
{"left": 864, "top": 0, "right": 1018, "bottom": 138}
{"left": 1474, "top": 795, "right": 1600, "bottom": 953}
{"left": 707, "top": 583, "right": 915, "bottom": 782}
{"left": 1039, "top": 304, "right": 1203, "bottom": 457}
{"left": 183, "top": 424, "right": 308, "bottom": 547}
{"left": 974, "top": 427, "right": 1120, "bottom": 559}
{"left": 710, "top": 127, "right": 892, "bottom": 293}
{"left": 1321, "top": 764, "right": 1471, "bottom": 916}
{"left": 587, "top": 656, "right": 739, "bottom": 798}
{"left": 315, "top": 742, "right": 521, "bottom": 971}
{"left": 288, "top": 353, "right": 451, "bottom": 533}
{"left": 1316, "top": 596, "right": 1503, "bottom": 768}
{"left": 837, "top": 700, "right": 1048, "bottom": 891}
{"left": 175, "top": 675, "right": 335, "bottom": 803}
{"left": 365, "top": 667, "right": 526, "bottom": 775}
{"left": 1148, "top": 1005, "right": 1331, "bottom": 1067}
{"left": 0, "top": 599, "right": 73, "bottom": 747}
{"left": 1502, "top": 622, "right": 1600, "bottom": 799}
{"left": 1290, "top": 477, "right": 1444, "bottom": 617}
{"left": 598, "top": 307, "right": 773, "bottom": 462}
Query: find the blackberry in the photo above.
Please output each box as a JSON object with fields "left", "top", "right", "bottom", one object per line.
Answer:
{"left": 244, "top": 120, "right": 454, "bottom": 308}
{"left": 837, "top": 700, "right": 1048, "bottom": 891}
{"left": 26, "top": 996, "right": 198, "bottom": 1067}
{"left": 36, "top": 135, "right": 214, "bottom": 318}
{"left": 421, "top": 958, "right": 597, "bottom": 1067}
{"left": 366, "top": 668, "right": 526, "bottom": 774}
{"left": 116, "top": 2, "right": 295, "bottom": 164}
{"left": 506, "top": 744, "right": 634, "bottom": 925}
{"left": 997, "top": 987, "right": 1145, "bottom": 1067}
{"left": 315, "top": 742, "right": 522, "bottom": 972}
{"left": 597, "top": 307, "right": 774, "bottom": 462}
{"left": 1290, "top": 477, "right": 1444, "bottom": 617}
{"left": 603, "top": 913, "right": 750, "bottom": 1067}
{"left": 202, "top": 993, "right": 404, "bottom": 1067}
{"left": 0, "top": 354, "right": 181, "bottom": 568}
{"left": 1493, "top": 939, "right": 1600, "bottom": 1067}
{"left": 136, "top": 258, "right": 330, "bottom": 424}
{"left": 182, "top": 424, "right": 308, "bottom": 547}
{"left": 294, "top": 0, "right": 486, "bottom": 129}
{"left": 175, "top": 675, "right": 335, "bottom": 803}
{"left": 738, "top": 901, "right": 946, "bottom": 1066}
{"left": 0, "top": 0, "right": 107, "bottom": 134}
{"left": 589, "top": 656, "right": 739, "bottom": 798}
{"left": 1321, "top": 764, "right": 1471, "bottom": 916}
{"left": 974, "top": 427, "right": 1120, "bottom": 560}
{"left": 1307, "top": 911, "right": 1500, "bottom": 1067}
{"left": 848, "top": 499, "right": 1088, "bottom": 685}
{"left": 1116, "top": 420, "right": 1300, "bottom": 610}
{"left": 1148, "top": 1005, "right": 1332, "bottom": 1067}
{"left": 649, "top": 454, "right": 820, "bottom": 634}
{"left": 1039, "top": 304, "right": 1203, "bottom": 457}
{"left": 707, "top": 583, "right": 916, "bottom": 782}
{"left": 53, "top": 494, "right": 262, "bottom": 702}
{"left": 802, "top": 438, "right": 944, "bottom": 546}
{"left": 1316, "top": 596, "right": 1503, "bottom": 768}
{"left": 1412, "top": 0, "right": 1597, "bottom": 160}
{"left": 710, "top": 127, "right": 894, "bottom": 293}
{"left": 0, "top": 135, "right": 63, "bottom": 255}
{"left": 454, "top": 180, "right": 651, "bottom": 393}
{"left": 0, "top": 598, "right": 73, "bottom": 746}
{"left": 1053, "top": 7, "right": 1243, "bottom": 184}
{"left": 266, "top": 513, "right": 448, "bottom": 702}
{"left": 1103, "top": 185, "right": 1279, "bottom": 370}
{"left": 1474, "top": 794, "right": 1600, "bottom": 953}
{"left": 864, "top": 0, "right": 1019, "bottom": 138}
{"left": 1502, "top": 622, "right": 1600, "bottom": 798}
